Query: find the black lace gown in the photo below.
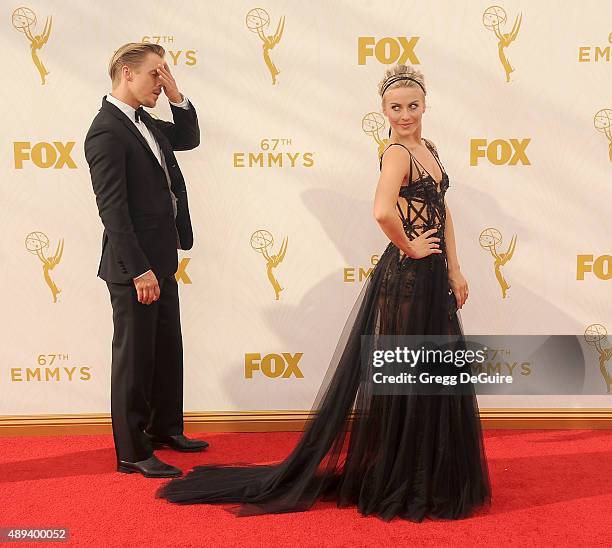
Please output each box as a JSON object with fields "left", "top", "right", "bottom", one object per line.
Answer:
{"left": 157, "top": 139, "right": 491, "bottom": 522}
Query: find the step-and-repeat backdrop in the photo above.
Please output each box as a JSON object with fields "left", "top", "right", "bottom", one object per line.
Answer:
{"left": 2, "top": 1, "right": 611, "bottom": 415}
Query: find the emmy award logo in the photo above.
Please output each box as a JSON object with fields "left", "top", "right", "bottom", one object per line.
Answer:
{"left": 250, "top": 230, "right": 288, "bottom": 300}
{"left": 25, "top": 231, "right": 64, "bottom": 303}
{"left": 594, "top": 108, "right": 612, "bottom": 162}
{"left": 584, "top": 324, "right": 612, "bottom": 393}
{"left": 479, "top": 228, "right": 516, "bottom": 299}
{"left": 482, "top": 5, "right": 522, "bottom": 83}
{"left": 246, "top": 8, "right": 285, "bottom": 85}
{"left": 12, "top": 6, "right": 52, "bottom": 85}
{"left": 362, "top": 112, "right": 389, "bottom": 160}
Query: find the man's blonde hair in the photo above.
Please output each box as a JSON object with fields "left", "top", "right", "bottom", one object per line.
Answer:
{"left": 108, "top": 42, "right": 165, "bottom": 86}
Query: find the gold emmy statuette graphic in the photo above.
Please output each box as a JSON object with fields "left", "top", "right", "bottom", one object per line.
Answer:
{"left": 250, "top": 229, "right": 288, "bottom": 300}
{"left": 594, "top": 109, "right": 612, "bottom": 162}
{"left": 12, "top": 6, "right": 52, "bottom": 85}
{"left": 479, "top": 228, "right": 516, "bottom": 299}
{"left": 25, "top": 231, "right": 64, "bottom": 303}
{"left": 246, "top": 8, "right": 285, "bottom": 85}
{"left": 483, "top": 5, "right": 521, "bottom": 83}
{"left": 584, "top": 324, "right": 612, "bottom": 393}
{"left": 362, "top": 112, "right": 389, "bottom": 160}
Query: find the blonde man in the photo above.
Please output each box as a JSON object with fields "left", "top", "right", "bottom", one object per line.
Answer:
{"left": 85, "top": 43, "right": 207, "bottom": 478}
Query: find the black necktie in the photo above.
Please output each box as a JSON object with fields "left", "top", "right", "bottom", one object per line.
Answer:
{"left": 135, "top": 106, "right": 144, "bottom": 123}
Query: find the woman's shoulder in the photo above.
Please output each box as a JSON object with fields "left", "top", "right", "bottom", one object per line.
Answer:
{"left": 380, "top": 142, "right": 411, "bottom": 168}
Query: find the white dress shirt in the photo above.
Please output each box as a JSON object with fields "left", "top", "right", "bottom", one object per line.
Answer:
{"left": 105, "top": 93, "right": 190, "bottom": 280}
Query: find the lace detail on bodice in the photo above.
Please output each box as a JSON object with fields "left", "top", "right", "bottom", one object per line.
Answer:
{"left": 380, "top": 139, "right": 449, "bottom": 242}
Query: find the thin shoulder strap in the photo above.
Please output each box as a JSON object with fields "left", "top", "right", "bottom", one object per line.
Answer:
{"left": 423, "top": 138, "right": 445, "bottom": 177}
{"left": 379, "top": 142, "right": 413, "bottom": 187}
{"left": 381, "top": 142, "right": 410, "bottom": 160}
{"left": 423, "top": 138, "right": 439, "bottom": 158}
{"left": 379, "top": 142, "right": 412, "bottom": 172}
{"left": 386, "top": 142, "right": 410, "bottom": 153}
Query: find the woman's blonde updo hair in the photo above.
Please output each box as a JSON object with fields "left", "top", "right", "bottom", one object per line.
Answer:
{"left": 378, "top": 64, "right": 426, "bottom": 102}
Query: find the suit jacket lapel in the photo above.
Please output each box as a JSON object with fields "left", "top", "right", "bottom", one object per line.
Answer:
{"left": 122, "top": 117, "right": 163, "bottom": 168}
{"left": 100, "top": 97, "right": 163, "bottom": 168}
{"left": 140, "top": 113, "right": 173, "bottom": 164}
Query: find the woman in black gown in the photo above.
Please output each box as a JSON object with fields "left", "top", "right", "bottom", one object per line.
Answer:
{"left": 158, "top": 64, "right": 491, "bottom": 522}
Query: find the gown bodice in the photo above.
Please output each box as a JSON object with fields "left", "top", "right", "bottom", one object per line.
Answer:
{"left": 380, "top": 138, "right": 449, "bottom": 245}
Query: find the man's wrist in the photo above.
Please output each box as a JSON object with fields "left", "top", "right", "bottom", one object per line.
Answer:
{"left": 168, "top": 92, "right": 185, "bottom": 105}
{"left": 134, "top": 269, "right": 152, "bottom": 280}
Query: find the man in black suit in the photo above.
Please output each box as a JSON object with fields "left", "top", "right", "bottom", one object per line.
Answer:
{"left": 85, "top": 43, "right": 207, "bottom": 478}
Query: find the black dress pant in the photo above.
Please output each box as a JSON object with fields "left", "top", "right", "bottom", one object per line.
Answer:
{"left": 106, "top": 275, "right": 183, "bottom": 462}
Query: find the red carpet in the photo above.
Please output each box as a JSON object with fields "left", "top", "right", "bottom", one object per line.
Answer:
{"left": 1, "top": 430, "right": 611, "bottom": 547}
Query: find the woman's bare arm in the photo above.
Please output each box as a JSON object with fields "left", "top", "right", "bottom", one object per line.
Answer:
{"left": 373, "top": 146, "right": 414, "bottom": 256}
{"left": 444, "top": 199, "right": 469, "bottom": 308}
{"left": 444, "top": 201, "right": 460, "bottom": 273}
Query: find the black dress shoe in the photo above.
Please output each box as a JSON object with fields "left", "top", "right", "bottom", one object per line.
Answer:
{"left": 117, "top": 455, "right": 182, "bottom": 478}
{"left": 145, "top": 433, "right": 209, "bottom": 452}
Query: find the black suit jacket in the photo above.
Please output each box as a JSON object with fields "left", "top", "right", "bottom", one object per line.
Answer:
{"left": 85, "top": 97, "right": 200, "bottom": 283}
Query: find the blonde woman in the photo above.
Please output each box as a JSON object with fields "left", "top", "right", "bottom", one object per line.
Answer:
{"left": 159, "top": 65, "right": 491, "bottom": 522}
